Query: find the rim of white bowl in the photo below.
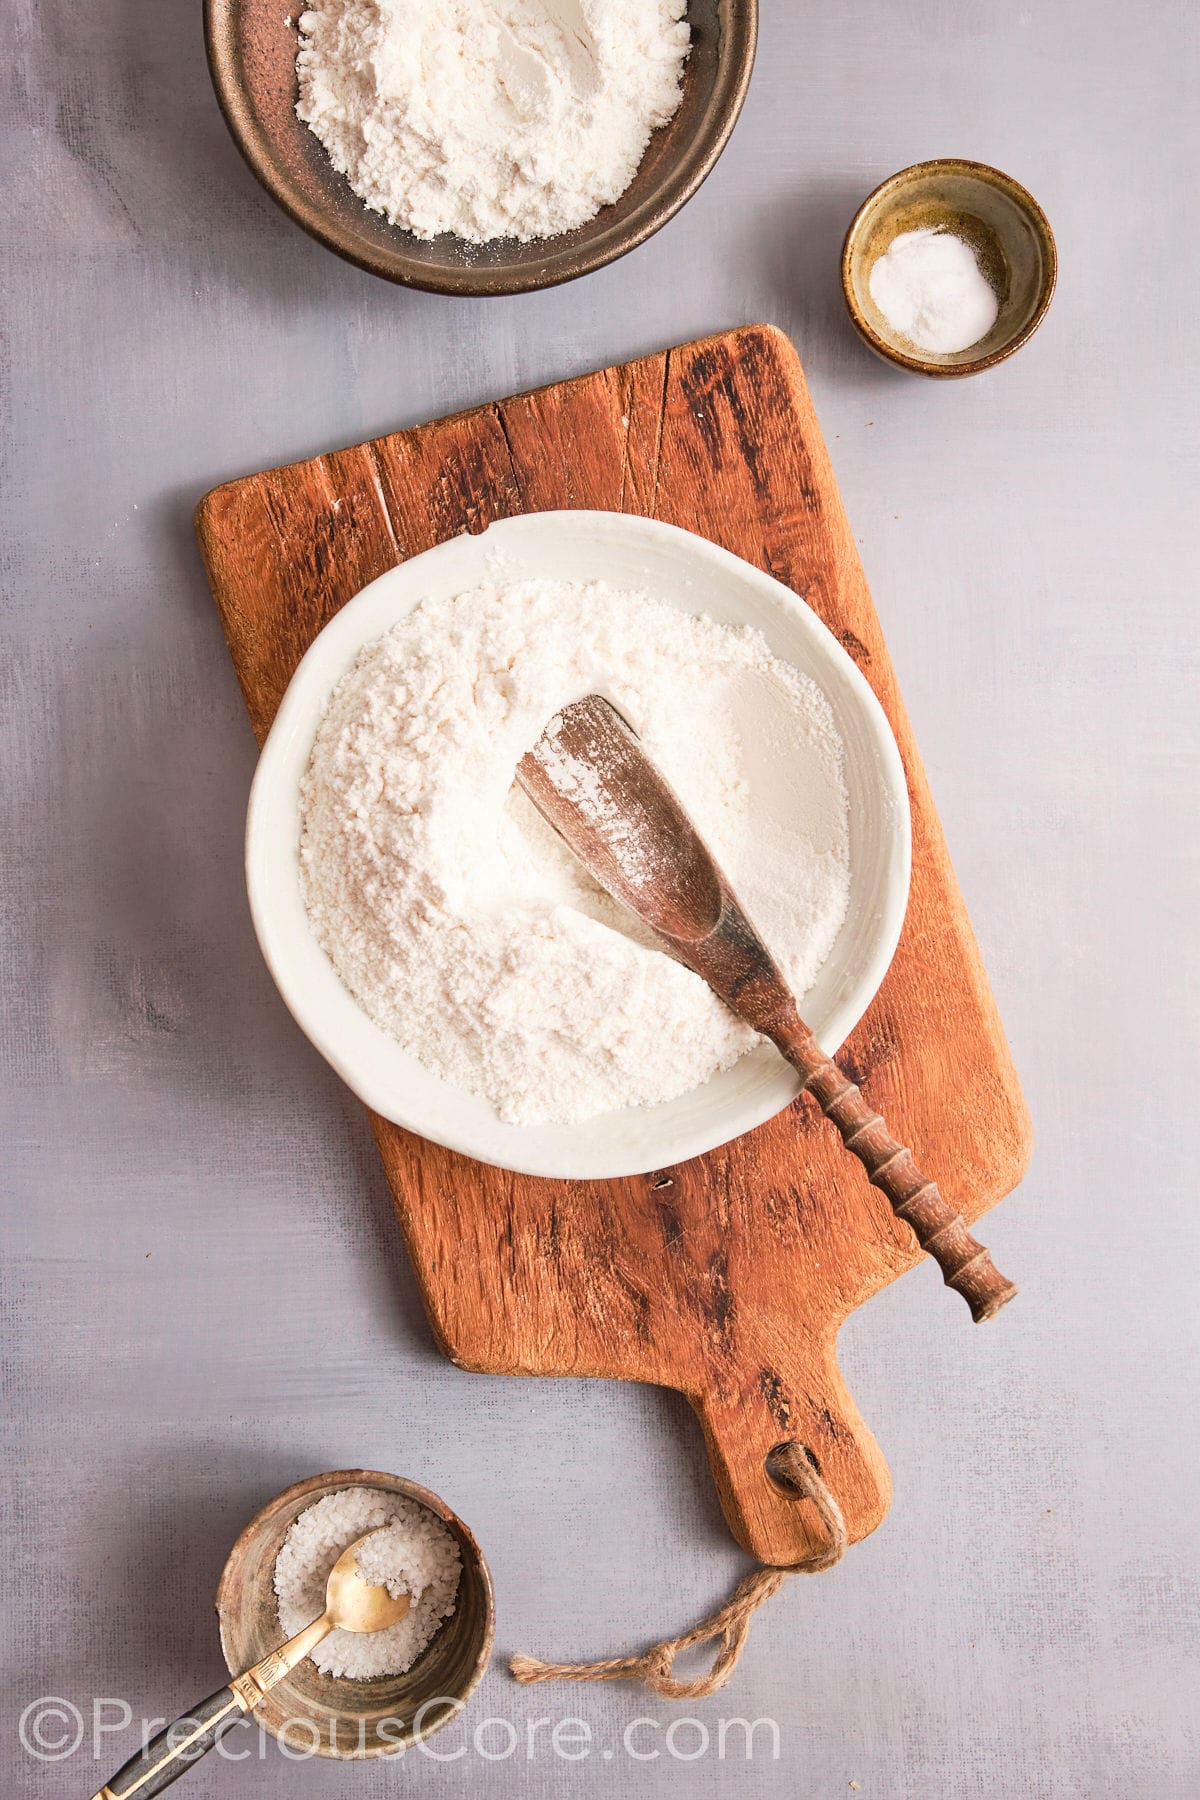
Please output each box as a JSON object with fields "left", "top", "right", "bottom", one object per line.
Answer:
{"left": 245, "top": 512, "right": 912, "bottom": 1180}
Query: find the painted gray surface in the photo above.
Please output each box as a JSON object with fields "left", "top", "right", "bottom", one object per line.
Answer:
{"left": 4, "top": 2, "right": 1197, "bottom": 1795}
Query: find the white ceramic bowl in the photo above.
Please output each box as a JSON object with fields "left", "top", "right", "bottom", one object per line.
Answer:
{"left": 246, "top": 512, "right": 911, "bottom": 1179}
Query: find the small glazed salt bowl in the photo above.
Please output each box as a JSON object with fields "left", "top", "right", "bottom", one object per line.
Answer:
{"left": 216, "top": 1469, "right": 494, "bottom": 1760}
{"left": 841, "top": 158, "right": 1056, "bottom": 377}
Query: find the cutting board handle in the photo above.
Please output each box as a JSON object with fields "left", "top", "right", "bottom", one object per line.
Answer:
{"left": 691, "top": 1332, "right": 891, "bottom": 1565}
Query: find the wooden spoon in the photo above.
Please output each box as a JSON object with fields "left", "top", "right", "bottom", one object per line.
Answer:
{"left": 517, "top": 695, "right": 1016, "bottom": 1323}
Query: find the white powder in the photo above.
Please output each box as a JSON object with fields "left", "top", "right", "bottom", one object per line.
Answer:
{"left": 274, "top": 1486, "right": 461, "bottom": 1679}
{"left": 299, "top": 577, "right": 851, "bottom": 1126}
{"left": 868, "top": 227, "right": 999, "bottom": 355}
{"left": 295, "top": 0, "right": 690, "bottom": 244}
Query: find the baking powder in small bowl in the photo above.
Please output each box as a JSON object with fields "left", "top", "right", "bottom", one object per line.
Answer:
{"left": 868, "top": 227, "right": 999, "bottom": 355}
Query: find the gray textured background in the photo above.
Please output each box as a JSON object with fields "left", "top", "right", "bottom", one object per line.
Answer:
{"left": 5, "top": 2, "right": 1198, "bottom": 1795}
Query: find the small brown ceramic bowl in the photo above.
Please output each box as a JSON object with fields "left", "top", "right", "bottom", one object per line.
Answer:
{"left": 216, "top": 1470, "right": 494, "bottom": 1760}
{"left": 841, "top": 159, "right": 1056, "bottom": 377}
{"left": 205, "top": 0, "right": 758, "bottom": 296}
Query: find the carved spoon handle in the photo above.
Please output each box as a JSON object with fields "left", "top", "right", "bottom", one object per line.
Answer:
{"left": 776, "top": 1017, "right": 1017, "bottom": 1323}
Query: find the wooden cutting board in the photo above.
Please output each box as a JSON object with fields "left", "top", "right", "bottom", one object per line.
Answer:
{"left": 196, "top": 324, "right": 1031, "bottom": 1567}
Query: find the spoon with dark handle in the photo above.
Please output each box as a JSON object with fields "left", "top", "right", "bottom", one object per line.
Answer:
{"left": 517, "top": 695, "right": 1016, "bottom": 1323}
{"left": 92, "top": 1532, "right": 411, "bottom": 1798}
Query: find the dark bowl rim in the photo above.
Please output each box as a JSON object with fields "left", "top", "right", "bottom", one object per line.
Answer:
{"left": 215, "top": 1468, "right": 496, "bottom": 1760}
{"left": 204, "top": 0, "right": 759, "bottom": 296}
{"left": 839, "top": 157, "right": 1058, "bottom": 378}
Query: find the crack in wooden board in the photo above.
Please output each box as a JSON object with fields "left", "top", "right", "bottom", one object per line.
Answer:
{"left": 195, "top": 324, "right": 1032, "bottom": 1564}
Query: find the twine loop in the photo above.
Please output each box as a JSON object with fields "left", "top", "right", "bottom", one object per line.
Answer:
{"left": 510, "top": 1441, "right": 846, "bottom": 1700}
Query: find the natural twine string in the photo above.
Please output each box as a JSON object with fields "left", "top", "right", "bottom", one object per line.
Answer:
{"left": 510, "top": 1442, "right": 847, "bottom": 1700}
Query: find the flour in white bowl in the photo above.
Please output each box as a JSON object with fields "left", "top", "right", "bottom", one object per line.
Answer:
{"left": 295, "top": 0, "right": 691, "bottom": 244}
{"left": 299, "top": 578, "right": 851, "bottom": 1126}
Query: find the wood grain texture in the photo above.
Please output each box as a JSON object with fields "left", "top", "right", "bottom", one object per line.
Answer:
{"left": 195, "top": 325, "right": 1032, "bottom": 1565}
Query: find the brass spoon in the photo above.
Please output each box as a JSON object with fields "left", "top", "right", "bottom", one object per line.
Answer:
{"left": 518, "top": 695, "right": 1016, "bottom": 1322}
{"left": 92, "top": 1532, "right": 411, "bottom": 1798}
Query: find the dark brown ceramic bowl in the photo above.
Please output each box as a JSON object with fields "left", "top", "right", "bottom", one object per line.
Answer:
{"left": 216, "top": 1470, "right": 494, "bottom": 1759}
{"left": 841, "top": 159, "right": 1057, "bottom": 377}
{"left": 205, "top": 1, "right": 758, "bottom": 295}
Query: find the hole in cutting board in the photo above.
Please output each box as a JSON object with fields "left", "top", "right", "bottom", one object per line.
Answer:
{"left": 764, "top": 1441, "right": 821, "bottom": 1495}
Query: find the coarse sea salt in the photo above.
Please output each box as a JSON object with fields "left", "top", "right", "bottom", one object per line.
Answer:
{"left": 274, "top": 1486, "right": 461, "bottom": 1679}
